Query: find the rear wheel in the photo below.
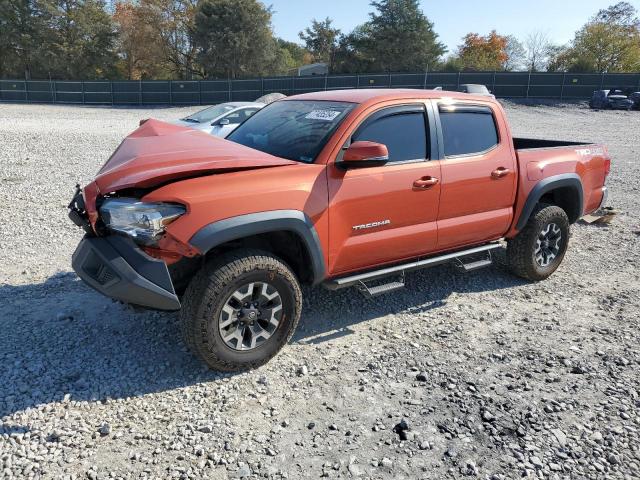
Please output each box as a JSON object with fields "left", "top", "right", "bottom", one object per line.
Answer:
{"left": 180, "top": 249, "right": 302, "bottom": 371}
{"left": 507, "top": 204, "right": 570, "bottom": 281}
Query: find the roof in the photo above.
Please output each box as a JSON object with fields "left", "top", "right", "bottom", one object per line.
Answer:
{"left": 285, "top": 88, "right": 497, "bottom": 105}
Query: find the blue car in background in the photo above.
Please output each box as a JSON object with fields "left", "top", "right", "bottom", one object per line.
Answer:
{"left": 589, "top": 89, "right": 634, "bottom": 110}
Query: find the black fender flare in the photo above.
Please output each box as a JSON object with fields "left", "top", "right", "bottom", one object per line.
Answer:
{"left": 189, "top": 210, "right": 326, "bottom": 285}
{"left": 515, "top": 173, "right": 584, "bottom": 231}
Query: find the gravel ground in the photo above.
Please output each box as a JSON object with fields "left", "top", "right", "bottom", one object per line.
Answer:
{"left": 0, "top": 100, "right": 639, "bottom": 480}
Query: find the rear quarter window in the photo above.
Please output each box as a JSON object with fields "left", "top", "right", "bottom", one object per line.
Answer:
{"left": 439, "top": 108, "right": 498, "bottom": 157}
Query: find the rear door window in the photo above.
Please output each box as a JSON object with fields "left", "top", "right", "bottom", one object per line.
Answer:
{"left": 439, "top": 106, "right": 498, "bottom": 157}
{"left": 353, "top": 107, "right": 427, "bottom": 162}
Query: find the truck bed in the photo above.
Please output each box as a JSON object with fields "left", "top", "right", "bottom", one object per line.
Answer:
{"left": 511, "top": 137, "right": 609, "bottom": 228}
{"left": 513, "top": 137, "right": 591, "bottom": 150}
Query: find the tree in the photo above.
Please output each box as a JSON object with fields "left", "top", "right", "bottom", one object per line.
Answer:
{"left": 299, "top": 17, "right": 340, "bottom": 70}
{"left": 456, "top": 30, "right": 508, "bottom": 71}
{"left": 548, "top": 2, "right": 640, "bottom": 72}
{"left": 193, "top": 0, "right": 279, "bottom": 78}
{"left": 113, "top": 2, "right": 167, "bottom": 79}
{"left": 368, "top": 0, "right": 445, "bottom": 71}
{"left": 524, "top": 30, "right": 552, "bottom": 71}
{"left": 594, "top": 1, "right": 638, "bottom": 26}
{"left": 572, "top": 2, "right": 640, "bottom": 72}
{"left": 43, "top": 0, "right": 119, "bottom": 79}
{"left": 276, "top": 38, "right": 312, "bottom": 73}
{"left": 138, "top": 0, "right": 201, "bottom": 79}
{"left": 438, "top": 55, "right": 463, "bottom": 72}
{"left": 0, "top": 0, "right": 53, "bottom": 78}
{"left": 333, "top": 26, "right": 373, "bottom": 73}
{"left": 335, "top": 0, "right": 445, "bottom": 73}
{"left": 547, "top": 45, "right": 593, "bottom": 73}
{"left": 1, "top": 0, "right": 119, "bottom": 80}
{"left": 503, "top": 35, "right": 526, "bottom": 71}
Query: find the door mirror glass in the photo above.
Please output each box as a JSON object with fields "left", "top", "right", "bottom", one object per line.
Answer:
{"left": 341, "top": 141, "right": 389, "bottom": 168}
{"left": 214, "top": 118, "right": 231, "bottom": 126}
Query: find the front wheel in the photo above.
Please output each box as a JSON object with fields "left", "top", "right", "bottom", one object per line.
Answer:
{"left": 507, "top": 204, "right": 570, "bottom": 281}
{"left": 180, "top": 249, "right": 302, "bottom": 371}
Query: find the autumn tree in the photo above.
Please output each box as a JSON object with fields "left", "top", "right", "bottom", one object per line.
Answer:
{"left": 456, "top": 31, "right": 508, "bottom": 71}
{"left": 299, "top": 18, "right": 340, "bottom": 70}
{"left": 113, "top": 2, "right": 155, "bottom": 79}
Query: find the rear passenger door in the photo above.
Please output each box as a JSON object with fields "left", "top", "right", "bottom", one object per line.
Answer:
{"left": 433, "top": 101, "right": 517, "bottom": 249}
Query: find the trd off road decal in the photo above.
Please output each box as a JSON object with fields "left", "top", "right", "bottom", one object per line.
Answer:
{"left": 576, "top": 147, "right": 604, "bottom": 157}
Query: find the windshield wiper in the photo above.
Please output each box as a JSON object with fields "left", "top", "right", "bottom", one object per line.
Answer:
{"left": 181, "top": 118, "right": 200, "bottom": 123}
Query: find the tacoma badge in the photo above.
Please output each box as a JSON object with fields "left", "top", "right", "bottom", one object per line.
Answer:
{"left": 353, "top": 219, "right": 391, "bottom": 231}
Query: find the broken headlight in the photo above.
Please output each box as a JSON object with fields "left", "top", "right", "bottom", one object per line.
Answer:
{"left": 99, "top": 198, "right": 185, "bottom": 245}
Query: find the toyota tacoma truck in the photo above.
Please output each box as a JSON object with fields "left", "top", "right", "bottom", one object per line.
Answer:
{"left": 68, "top": 89, "right": 611, "bottom": 371}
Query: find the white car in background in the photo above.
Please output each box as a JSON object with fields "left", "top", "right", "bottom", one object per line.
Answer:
{"left": 173, "top": 102, "right": 264, "bottom": 138}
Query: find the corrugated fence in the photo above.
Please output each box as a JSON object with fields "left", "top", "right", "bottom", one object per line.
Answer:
{"left": 1, "top": 72, "right": 639, "bottom": 105}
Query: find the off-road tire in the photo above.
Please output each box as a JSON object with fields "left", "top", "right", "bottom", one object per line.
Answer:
{"left": 507, "top": 204, "right": 570, "bottom": 281}
{"left": 180, "top": 249, "right": 302, "bottom": 371}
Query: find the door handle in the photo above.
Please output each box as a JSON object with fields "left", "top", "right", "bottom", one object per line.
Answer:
{"left": 413, "top": 176, "right": 439, "bottom": 189}
{"left": 491, "top": 167, "right": 510, "bottom": 179}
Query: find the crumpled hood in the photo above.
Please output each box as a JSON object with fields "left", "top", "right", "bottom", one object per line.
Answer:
{"left": 94, "top": 119, "right": 295, "bottom": 192}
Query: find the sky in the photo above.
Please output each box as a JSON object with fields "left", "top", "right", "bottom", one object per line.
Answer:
{"left": 268, "top": 0, "right": 640, "bottom": 55}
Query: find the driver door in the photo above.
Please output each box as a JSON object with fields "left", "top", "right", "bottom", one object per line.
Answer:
{"left": 327, "top": 103, "right": 441, "bottom": 275}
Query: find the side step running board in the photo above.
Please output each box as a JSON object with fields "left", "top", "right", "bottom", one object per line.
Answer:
{"left": 454, "top": 250, "right": 494, "bottom": 272}
{"left": 358, "top": 278, "right": 405, "bottom": 298}
{"left": 324, "top": 242, "right": 502, "bottom": 291}
{"left": 457, "top": 258, "right": 493, "bottom": 272}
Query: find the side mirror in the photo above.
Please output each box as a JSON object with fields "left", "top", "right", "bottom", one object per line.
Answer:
{"left": 213, "top": 118, "right": 231, "bottom": 126}
{"left": 340, "top": 141, "right": 389, "bottom": 168}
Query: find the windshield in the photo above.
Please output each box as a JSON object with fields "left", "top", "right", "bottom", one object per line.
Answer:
{"left": 183, "top": 104, "right": 235, "bottom": 123}
{"left": 226, "top": 100, "right": 355, "bottom": 162}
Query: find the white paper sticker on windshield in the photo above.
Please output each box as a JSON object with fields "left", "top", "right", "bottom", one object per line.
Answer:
{"left": 305, "top": 110, "right": 342, "bottom": 121}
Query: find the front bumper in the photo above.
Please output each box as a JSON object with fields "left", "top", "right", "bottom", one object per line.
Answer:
{"left": 72, "top": 235, "right": 181, "bottom": 311}
{"left": 610, "top": 102, "right": 633, "bottom": 110}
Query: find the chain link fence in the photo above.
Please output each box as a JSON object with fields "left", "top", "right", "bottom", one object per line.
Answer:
{"left": 1, "top": 72, "right": 639, "bottom": 105}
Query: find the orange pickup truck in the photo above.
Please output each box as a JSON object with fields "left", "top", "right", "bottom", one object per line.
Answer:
{"left": 69, "top": 89, "right": 610, "bottom": 371}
